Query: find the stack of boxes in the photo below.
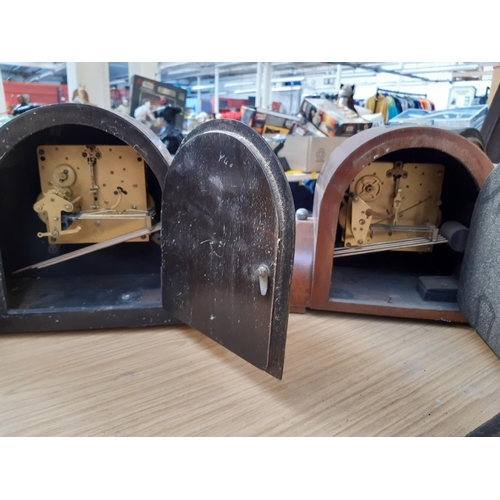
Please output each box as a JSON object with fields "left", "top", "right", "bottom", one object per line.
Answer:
{"left": 240, "top": 97, "right": 373, "bottom": 173}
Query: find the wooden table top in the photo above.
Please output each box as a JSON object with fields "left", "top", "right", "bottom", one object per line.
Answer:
{"left": 1, "top": 311, "right": 498, "bottom": 436}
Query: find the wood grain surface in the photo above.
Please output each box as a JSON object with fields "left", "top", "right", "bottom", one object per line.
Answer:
{"left": 1, "top": 312, "right": 499, "bottom": 436}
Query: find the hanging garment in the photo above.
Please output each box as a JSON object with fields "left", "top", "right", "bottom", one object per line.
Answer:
{"left": 394, "top": 97, "right": 403, "bottom": 114}
{"left": 366, "top": 94, "right": 389, "bottom": 122}
{"left": 386, "top": 96, "right": 399, "bottom": 120}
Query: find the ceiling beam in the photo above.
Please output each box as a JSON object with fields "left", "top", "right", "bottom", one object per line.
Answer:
{"left": 27, "top": 63, "right": 66, "bottom": 82}
{"left": 3, "top": 62, "right": 62, "bottom": 70}
{"left": 329, "top": 62, "right": 452, "bottom": 83}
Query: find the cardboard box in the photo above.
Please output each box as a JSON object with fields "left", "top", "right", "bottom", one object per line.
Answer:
{"left": 289, "top": 122, "right": 327, "bottom": 137}
{"left": 299, "top": 97, "right": 372, "bottom": 137}
{"left": 129, "top": 75, "right": 186, "bottom": 129}
{"left": 277, "top": 136, "right": 348, "bottom": 173}
{"left": 262, "top": 124, "right": 289, "bottom": 135}
{"left": 250, "top": 108, "right": 304, "bottom": 134}
{"left": 241, "top": 106, "right": 256, "bottom": 127}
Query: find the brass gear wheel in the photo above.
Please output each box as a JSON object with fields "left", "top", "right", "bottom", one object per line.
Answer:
{"left": 35, "top": 187, "right": 74, "bottom": 224}
{"left": 35, "top": 193, "right": 48, "bottom": 224}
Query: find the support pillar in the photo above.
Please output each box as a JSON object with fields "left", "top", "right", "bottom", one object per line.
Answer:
{"left": 66, "top": 62, "right": 111, "bottom": 110}
{"left": 129, "top": 62, "right": 159, "bottom": 81}
{"left": 256, "top": 62, "right": 263, "bottom": 108}
{"left": 0, "top": 70, "right": 7, "bottom": 115}
{"left": 214, "top": 66, "right": 220, "bottom": 115}
{"left": 335, "top": 64, "right": 342, "bottom": 93}
{"left": 262, "top": 62, "right": 272, "bottom": 109}
{"left": 197, "top": 76, "right": 202, "bottom": 114}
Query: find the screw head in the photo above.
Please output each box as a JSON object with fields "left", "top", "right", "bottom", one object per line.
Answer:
{"left": 357, "top": 239, "right": 363, "bottom": 245}
{"left": 95, "top": 221, "right": 101, "bottom": 227}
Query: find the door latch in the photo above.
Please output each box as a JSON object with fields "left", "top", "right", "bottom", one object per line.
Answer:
{"left": 258, "top": 265, "right": 270, "bottom": 296}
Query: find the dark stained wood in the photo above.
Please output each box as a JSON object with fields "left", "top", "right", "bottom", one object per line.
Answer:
{"left": 161, "top": 119, "right": 295, "bottom": 379}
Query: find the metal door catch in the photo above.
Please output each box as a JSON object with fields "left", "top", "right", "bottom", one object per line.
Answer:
{"left": 258, "top": 265, "right": 269, "bottom": 296}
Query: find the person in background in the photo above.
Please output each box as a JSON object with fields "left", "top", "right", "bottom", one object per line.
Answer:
{"left": 154, "top": 105, "right": 184, "bottom": 155}
{"left": 12, "top": 94, "right": 40, "bottom": 116}
{"left": 115, "top": 97, "right": 130, "bottom": 115}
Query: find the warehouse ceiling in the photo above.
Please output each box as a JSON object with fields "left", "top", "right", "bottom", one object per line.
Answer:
{"left": 1, "top": 62, "right": 498, "bottom": 88}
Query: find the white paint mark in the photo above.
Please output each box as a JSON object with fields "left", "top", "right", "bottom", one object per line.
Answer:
{"left": 210, "top": 314, "right": 216, "bottom": 320}
{"left": 208, "top": 175, "right": 224, "bottom": 191}
{"left": 200, "top": 240, "right": 223, "bottom": 258}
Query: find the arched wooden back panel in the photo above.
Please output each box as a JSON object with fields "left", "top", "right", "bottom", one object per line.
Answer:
{"left": 309, "top": 126, "right": 493, "bottom": 321}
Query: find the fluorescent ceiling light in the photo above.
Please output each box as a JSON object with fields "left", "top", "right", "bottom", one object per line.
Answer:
{"left": 224, "top": 81, "right": 255, "bottom": 87}
{"left": 191, "top": 84, "right": 214, "bottom": 90}
{"left": 234, "top": 89, "right": 257, "bottom": 94}
{"left": 401, "top": 64, "right": 479, "bottom": 74}
{"left": 271, "top": 76, "right": 305, "bottom": 83}
{"left": 272, "top": 86, "right": 302, "bottom": 92}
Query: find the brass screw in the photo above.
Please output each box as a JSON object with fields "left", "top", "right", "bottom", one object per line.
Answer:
{"left": 95, "top": 221, "right": 101, "bottom": 227}
{"left": 357, "top": 239, "right": 363, "bottom": 245}
{"left": 359, "top": 219, "right": 366, "bottom": 225}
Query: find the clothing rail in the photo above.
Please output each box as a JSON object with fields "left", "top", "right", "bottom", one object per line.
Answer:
{"left": 375, "top": 88, "right": 427, "bottom": 98}
{"left": 373, "top": 88, "right": 429, "bottom": 117}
